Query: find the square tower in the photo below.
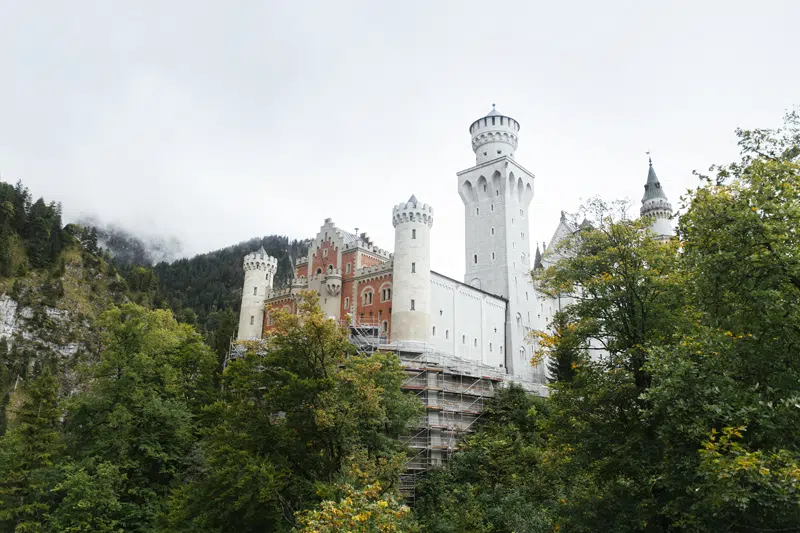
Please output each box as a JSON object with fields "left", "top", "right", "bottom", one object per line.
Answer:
{"left": 457, "top": 106, "right": 541, "bottom": 381}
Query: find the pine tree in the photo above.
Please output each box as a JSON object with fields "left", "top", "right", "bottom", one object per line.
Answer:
{"left": 0, "top": 371, "right": 63, "bottom": 531}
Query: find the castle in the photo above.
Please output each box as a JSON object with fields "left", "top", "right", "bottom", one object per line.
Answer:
{"left": 235, "top": 106, "right": 673, "bottom": 387}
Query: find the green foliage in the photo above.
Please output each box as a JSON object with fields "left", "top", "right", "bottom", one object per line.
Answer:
{"left": 161, "top": 293, "right": 421, "bottom": 533}
{"left": 56, "top": 304, "right": 217, "bottom": 532}
{"left": 0, "top": 371, "right": 63, "bottom": 532}
{"left": 296, "top": 481, "right": 417, "bottom": 533}
{"left": 415, "top": 109, "right": 800, "bottom": 532}
{"left": 415, "top": 385, "right": 555, "bottom": 533}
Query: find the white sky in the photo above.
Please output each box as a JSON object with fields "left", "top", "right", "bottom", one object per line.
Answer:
{"left": 1, "top": 1, "right": 798, "bottom": 278}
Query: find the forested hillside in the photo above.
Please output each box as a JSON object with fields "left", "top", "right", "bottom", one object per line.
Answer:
{"left": 95, "top": 228, "right": 309, "bottom": 362}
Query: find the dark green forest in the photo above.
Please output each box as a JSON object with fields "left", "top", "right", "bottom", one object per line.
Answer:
{"left": 0, "top": 111, "right": 799, "bottom": 532}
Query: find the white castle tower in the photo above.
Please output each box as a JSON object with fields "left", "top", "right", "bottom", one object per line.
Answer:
{"left": 237, "top": 246, "right": 278, "bottom": 340}
{"left": 640, "top": 156, "right": 673, "bottom": 240}
{"left": 457, "top": 106, "right": 540, "bottom": 381}
{"left": 391, "top": 195, "right": 434, "bottom": 347}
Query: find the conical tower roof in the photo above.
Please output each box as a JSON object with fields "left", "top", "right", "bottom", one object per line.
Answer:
{"left": 642, "top": 158, "right": 668, "bottom": 202}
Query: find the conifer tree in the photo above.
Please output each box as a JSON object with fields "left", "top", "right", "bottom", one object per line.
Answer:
{"left": 0, "top": 371, "right": 63, "bottom": 531}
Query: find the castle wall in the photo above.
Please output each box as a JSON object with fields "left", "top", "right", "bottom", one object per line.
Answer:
{"left": 353, "top": 273, "right": 393, "bottom": 334}
{"left": 429, "top": 272, "right": 506, "bottom": 368}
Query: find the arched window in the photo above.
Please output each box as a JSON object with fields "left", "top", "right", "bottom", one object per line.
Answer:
{"left": 474, "top": 338, "right": 478, "bottom": 347}
{"left": 316, "top": 268, "right": 323, "bottom": 275}
{"left": 519, "top": 346, "right": 526, "bottom": 360}
{"left": 382, "top": 320, "right": 389, "bottom": 334}
{"left": 473, "top": 254, "right": 478, "bottom": 264}
{"left": 432, "top": 326, "right": 436, "bottom": 336}
{"left": 346, "top": 263, "right": 351, "bottom": 274}
{"left": 327, "top": 264, "right": 334, "bottom": 274}
{"left": 362, "top": 288, "right": 374, "bottom": 306}
{"left": 445, "top": 330, "right": 449, "bottom": 339}
{"left": 492, "top": 252, "right": 496, "bottom": 260}
{"left": 380, "top": 283, "right": 392, "bottom": 302}
{"left": 491, "top": 227, "right": 495, "bottom": 235}
{"left": 516, "top": 313, "right": 522, "bottom": 326}
{"left": 462, "top": 334, "right": 466, "bottom": 344}
{"left": 489, "top": 342, "right": 493, "bottom": 352}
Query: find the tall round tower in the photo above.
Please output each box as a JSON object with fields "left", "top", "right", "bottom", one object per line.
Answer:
{"left": 237, "top": 246, "right": 278, "bottom": 340}
{"left": 391, "top": 195, "right": 434, "bottom": 347}
{"left": 640, "top": 157, "right": 673, "bottom": 240}
{"left": 469, "top": 104, "right": 520, "bottom": 165}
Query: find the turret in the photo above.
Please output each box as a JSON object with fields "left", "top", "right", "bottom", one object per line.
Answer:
{"left": 237, "top": 246, "right": 278, "bottom": 340}
{"left": 391, "top": 195, "right": 434, "bottom": 347}
{"left": 469, "top": 104, "right": 520, "bottom": 165}
{"left": 640, "top": 157, "right": 673, "bottom": 240}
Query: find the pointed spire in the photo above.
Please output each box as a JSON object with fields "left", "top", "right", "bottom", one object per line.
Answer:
{"left": 642, "top": 155, "right": 668, "bottom": 202}
{"left": 486, "top": 103, "right": 501, "bottom": 116}
{"left": 533, "top": 245, "right": 543, "bottom": 270}
{"left": 408, "top": 194, "right": 418, "bottom": 206}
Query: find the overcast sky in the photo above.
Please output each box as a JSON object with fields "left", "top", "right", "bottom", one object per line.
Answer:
{"left": 1, "top": 1, "right": 798, "bottom": 277}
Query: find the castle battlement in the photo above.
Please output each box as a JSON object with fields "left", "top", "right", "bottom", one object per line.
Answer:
{"left": 296, "top": 257, "right": 308, "bottom": 265}
{"left": 243, "top": 250, "right": 278, "bottom": 272}
{"left": 392, "top": 195, "right": 434, "bottom": 228}
{"left": 267, "top": 287, "right": 293, "bottom": 299}
{"left": 355, "top": 261, "right": 393, "bottom": 278}
{"left": 469, "top": 105, "right": 519, "bottom": 164}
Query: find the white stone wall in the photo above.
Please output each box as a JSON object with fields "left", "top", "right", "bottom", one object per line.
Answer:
{"left": 458, "top": 151, "right": 539, "bottom": 381}
{"left": 237, "top": 251, "right": 277, "bottom": 340}
{"left": 391, "top": 197, "right": 433, "bottom": 345}
{"left": 428, "top": 272, "right": 507, "bottom": 369}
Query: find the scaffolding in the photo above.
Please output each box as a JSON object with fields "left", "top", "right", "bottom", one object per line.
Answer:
{"left": 385, "top": 345, "right": 505, "bottom": 505}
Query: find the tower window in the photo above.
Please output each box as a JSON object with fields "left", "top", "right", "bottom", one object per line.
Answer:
{"left": 445, "top": 330, "right": 449, "bottom": 339}
{"left": 492, "top": 117, "right": 496, "bottom": 125}
{"left": 382, "top": 320, "right": 389, "bottom": 333}
{"left": 473, "top": 254, "right": 478, "bottom": 264}
{"left": 476, "top": 207, "right": 480, "bottom": 215}
{"left": 411, "top": 262, "right": 416, "bottom": 273}
{"left": 491, "top": 227, "right": 495, "bottom": 235}
{"left": 250, "top": 316, "right": 254, "bottom": 325}
{"left": 526, "top": 292, "right": 529, "bottom": 300}
{"left": 491, "top": 204, "right": 494, "bottom": 212}
{"left": 483, "top": 184, "right": 487, "bottom": 192}
{"left": 412, "top": 229, "right": 416, "bottom": 239}
{"left": 253, "top": 287, "right": 258, "bottom": 296}
{"left": 521, "top": 232, "right": 525, "bottom": 239}
{"left": 345, "top": 297, "right": 350, "bottom": 309}
{"left": 512, "top": 218, "right": 515, "bottom": 225}
{"left": 323, "top": 248, "right": 328, "bottom": 257}
{"left": 410, "top": 299, "right": 415, "bottom": 311}
{"left": 512, "top": 242, "right": 515, "bottom": 250}
{"left": 490, "top": 343, "right": 493, "bottom": 352}
{"left": 462, "top": 335, "right": 466, "bottom": 344}
{"left": 474, "top": 338, "right": 478, "bottom": 347}
{"left": 496, "top": 190, "right": 499, "bottom": 196}
{"left": 520, "top": 209, "right": 524, "bottom": 216}
{"left": 432, "top": 326, "right": 436, "bottom": 336}
{"left": 346, "top": 263, "right": 351, "bottom": 274}
{"left": 492, "top": 252, "right": 496, "bottom": 260}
